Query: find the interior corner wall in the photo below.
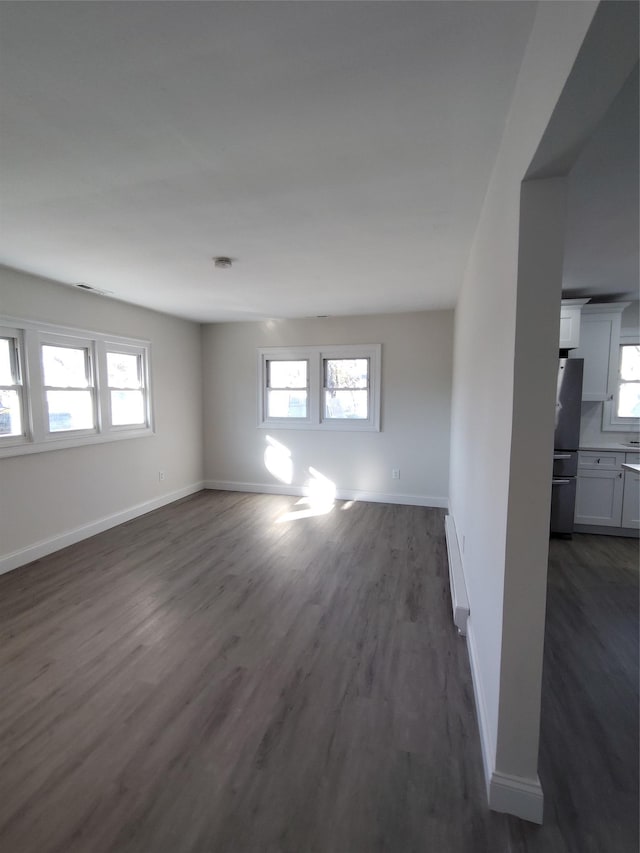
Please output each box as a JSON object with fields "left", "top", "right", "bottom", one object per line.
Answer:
{"left": 0, "top": 267, "right": 204, "bottom": 570}
{"left": 448, "top": 0, "right": 597, "bottom": 816}
{"left": 202, "top": 311, "right": 453, "bottom": 506}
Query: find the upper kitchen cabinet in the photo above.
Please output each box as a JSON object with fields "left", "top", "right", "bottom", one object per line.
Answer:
{"left": 559, "top": 299, "right": 589, "bottom": 349}
{"left": 570, "top": 303, "right": 629, "bottom": 401}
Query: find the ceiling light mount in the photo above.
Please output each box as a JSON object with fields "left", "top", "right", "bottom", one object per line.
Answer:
{"left": 213, "top": 256, "right": 233, "bottom": 269}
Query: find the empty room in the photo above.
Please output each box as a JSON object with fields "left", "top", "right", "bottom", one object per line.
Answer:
{"left": 0, "top": 2, "right": 638, "bottom": 852}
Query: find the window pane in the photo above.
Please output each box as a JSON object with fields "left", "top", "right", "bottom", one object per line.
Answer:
{"left": 0, "top": 389, "right": 22, "bottom": 436}
{"left": 0, "top": 338, "right": 15, "bottom": 385}
{"left": 268, "top": 360, "right": 307, "bottom": 389}
{"left": 325, "top": 359, "right": 368, "bottom": 390}
{"left": 267, "top": 389, "right": 308, "bottom": 418}
{"left": 111, "top": 390, "right": 145, "bottom": 426}
{"left": 620, "top": 345, "right": 640, "bottom": 381}
{"left": 107, "top": 352, "right": 141, "bottom": 389}
{"left": 324, "top": 389, "right": 368, "bottom": 419}
{"left": 42, "top": 345, "right": 89, "bottom": 388}
{"left": 618, "top": 382, "right": 640, "bottom": 418}
{"left": 46, "top": 390, "right": 94, "bottom": 431}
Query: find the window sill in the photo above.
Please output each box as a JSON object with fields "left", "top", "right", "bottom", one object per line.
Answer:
{"left": 258, "top": 418, "right": 380, "bottom": 432}
{"left": 0, "top": 426, "right": 154, "bottom": 459}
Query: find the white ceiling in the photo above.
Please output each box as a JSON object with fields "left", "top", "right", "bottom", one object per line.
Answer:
{"left": 1, "top": 2, "right": 541, "bottom": 323}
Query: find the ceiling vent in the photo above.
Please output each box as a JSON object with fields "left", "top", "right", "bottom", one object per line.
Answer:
{"left": 73, "top": 282, "right": 113, "bottom": 296}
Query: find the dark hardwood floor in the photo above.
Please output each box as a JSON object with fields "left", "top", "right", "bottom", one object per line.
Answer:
{"left": 536, "top": 533, "right": 639, "bottom": 853}
{"left": 0, "top": 492, "right": 637, "bottom": 852}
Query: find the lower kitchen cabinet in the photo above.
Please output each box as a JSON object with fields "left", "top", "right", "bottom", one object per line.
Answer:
{"left": 575, "top": 451, "right": 639, "bottom": 531}
{"left": 575, "top": 465, "right": 624, "bottom": 526}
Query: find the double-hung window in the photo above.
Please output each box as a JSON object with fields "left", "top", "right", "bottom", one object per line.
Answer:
{"left": 616, "top": 343, "right": 640, "bottom": 419}
{"left": 106, "top": 347, "right": 147, "bottom": 427}
{"left": 41, "top": 338, "right": 96, "bottom": 434}
{"left": 323, "top": 357, "right": 369, "bottom": 421}
{"left": 258, "top": 344, "right": 381, "bottom": 430}
{"left": 604, "top": 336, "right": 640, "bottom": 431}
{"left": 266, "top": 359, "right": 309, "bottom": 421}
{"left": 0, "top": 316, "right": 153, "bottom": 458}
{"left": 0, "top": 328, "right": 25, "bottom": 441}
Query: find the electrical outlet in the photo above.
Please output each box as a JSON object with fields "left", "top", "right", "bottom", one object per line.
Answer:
{"left": 159, "top": 470, "right": 165, "bottom": 482}
{"left": 392, "top": 468, "right": 400, "bottom": 480}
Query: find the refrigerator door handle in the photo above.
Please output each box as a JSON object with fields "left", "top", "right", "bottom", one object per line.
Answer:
{"left": 553, "top": 453, "right": 572, "bottom": 460}
{"left": 552, "top": 478, "right": 572, "bottom": 485}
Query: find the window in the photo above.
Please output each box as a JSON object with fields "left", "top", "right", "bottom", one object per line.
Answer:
{"left": 258, "top": 344, "right": 381, "bottom": 431}
{"left": 617, "top": 344, "right": 640, "bottom": 418}
{"left": 0, "top": 328, "right": 25, "bottom": 441}
{"left": 266, "top": 359, "right": 309, "bottom": 420}
{"left": 106, "top": 348, "right": 147, "bottom": 426}
{"left": 603, "top": 336, "right": 640, "bottom": 432}
{"left": 0, "top": 316, "right": 152, "bottom": 458}
{"left": 323, "top": 358, "right": 369, "bottom": 420}
{"left": 41, "top": 340, "right": 96, "bottom": 433}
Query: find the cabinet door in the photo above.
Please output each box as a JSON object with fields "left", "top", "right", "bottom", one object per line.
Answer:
{"left": 575, "top": 468, "right": 624, "bottom": 526}
{"left": 559, "top": 306, "right": 581, "bottom": 349}
{"left": 622, "top": 469, "right": 640, "bottom": 529}
{"left": 572, "top": 314, "right": 615, "bottom": 401}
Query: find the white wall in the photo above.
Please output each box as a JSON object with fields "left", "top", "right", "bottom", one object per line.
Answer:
{"left": 448, "top": 1, "right": 598, "bottom": 821}
{"left": 0, "top": 266, "right": 204, "bottom": 570}
{"left": 202, "top": 311, "right": 453, "bottom": 505}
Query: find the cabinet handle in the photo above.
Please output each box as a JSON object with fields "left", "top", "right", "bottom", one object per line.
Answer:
{"left": 596, "top": 458, "right": 600, "bottom": 463}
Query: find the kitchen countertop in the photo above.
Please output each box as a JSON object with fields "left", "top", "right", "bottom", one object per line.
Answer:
{"left": 579, "top": 443, "right": 640, "bottom": 452}
{"left": 622, "top": 463, "right": 640, "bottom": 473}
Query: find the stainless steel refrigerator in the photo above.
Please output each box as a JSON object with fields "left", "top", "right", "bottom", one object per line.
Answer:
{"left": 550, "top": 358, "right": 584, "bottom": 536}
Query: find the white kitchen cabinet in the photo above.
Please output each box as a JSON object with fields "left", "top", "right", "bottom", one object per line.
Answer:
{"left": 575, "top": 452, "right": 625, "bottom": 527}
{"left": 622, "top": 453, "right": 640, "bottom": 529}
{"left": 570, "top": 304, "right": 628, "bottom": 402}
{"left": 559, "top": 299, "right": 588, "bottom": 350}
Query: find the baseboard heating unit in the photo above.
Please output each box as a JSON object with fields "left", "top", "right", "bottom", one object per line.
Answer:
{"left": 444, "top": 515, "right": 470, "bottom": 635}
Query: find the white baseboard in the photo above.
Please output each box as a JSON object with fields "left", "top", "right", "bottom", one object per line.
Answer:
{"left": 465, "top": 619, "right": 496, "bottom": 797}
{"left": 203, "top": 479, "right": 448, "bottom": 509}
{"left": 489, "top": 770, "right": 544, "bottom": 824}
{"left": 466, "top": 621, "right": 544, "bottom": 824}
{"left": 444, "top": 515, "right": 469, "bottom": 635}
{"left": 0, "top": 482, "right": 204, "bottom": 576}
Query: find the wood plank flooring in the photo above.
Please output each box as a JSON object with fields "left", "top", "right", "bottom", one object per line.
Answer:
{"left": 0, "top": 491, "right": 637, "bottom": 852}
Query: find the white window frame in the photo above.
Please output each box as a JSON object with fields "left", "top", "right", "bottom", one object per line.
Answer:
{"left": 40, "top": 332, "right": 98, "bottom": 439}
{"left": 0, "top": 316, "right": 153, "bottom": 458}
{"left": 262, "top": 353, "right": 312, "bottom": 426}
{"left": 603, "top": 332, "right": 640, "bottom": 432}
{"left": 258, "top": 344, "right": 381, "bottom": 431}
{"left": 0, "top": 325, "right": 28, "bottom": 447}
{"left": 103, "top": 341, "right": 151, "bottom": 431}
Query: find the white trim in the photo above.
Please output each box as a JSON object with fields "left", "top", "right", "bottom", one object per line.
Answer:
{"left": 0, "top": 314, "right": 151, "bottom": 346}
{"left": 0, "top": 314, "right": 153, "bottom": 457}
{"left": 257, "top": 344, "right": 382, "bottom": 431}
{"left": 603, "top": 334, "right": 640, "bottom": 433}
{"left": 465, "top": 620, "right": 544, "bottom": 824}
{"left": 465, "top": 619, "right": 496, "bottom": 795}
{"left": 0, "top": 423, "right": 155, "bottom": 458}
{"left": 489, "top": 771, "right": 544, "bottom": 824}
{"left": 203, "top": 479, "right": 447, "bottom": 508}
{"left": 444, "top": 515, "right": 470, "bottom": 635}
{"left": 0, "top": 482, "right": 204, "bottom": 575}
